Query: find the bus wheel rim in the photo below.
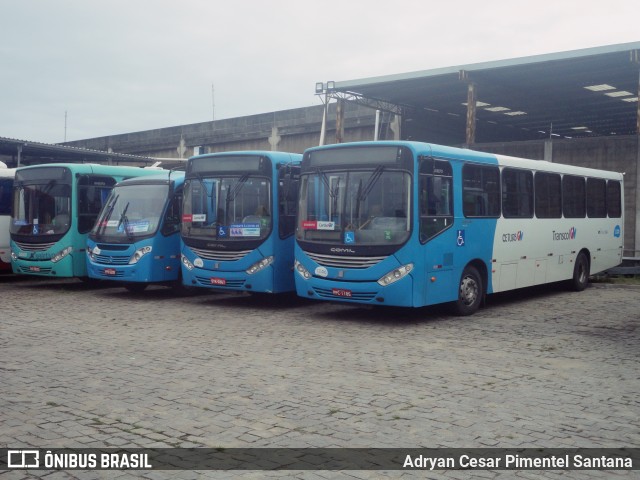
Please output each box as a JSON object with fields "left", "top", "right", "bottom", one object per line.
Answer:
{"left": 460, "top": 276, "right": 478, "bottom": 305}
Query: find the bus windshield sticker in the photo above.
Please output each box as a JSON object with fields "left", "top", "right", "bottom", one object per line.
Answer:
{"left": 230, "top": 223, "right": 260, "bottom": 237}
{"left": 303, "top": 221, "right": 317, "bottom": 230}
{"left": 192, "top": 213, "right": 207, "bottom": 222}
{"left": 344, "top": 231, "right": 355, "bottom": 244}
{"left": 125, "top": 221, "right": 150, "bottom": 234}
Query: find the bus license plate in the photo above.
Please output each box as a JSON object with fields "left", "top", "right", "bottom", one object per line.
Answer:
{"left": 29, "top": 266, "right": 41, "bottom": 272}
{"left": 332, "top": 288, "right": 352, "bottom": 298}
{"left": 210, "top": 277, "right": 226, "bottom": 286}
{"left": 103, "top": 268, "right": 117, "bottom": 276}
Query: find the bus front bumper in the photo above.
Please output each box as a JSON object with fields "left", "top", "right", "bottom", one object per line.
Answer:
{"left": 295, "top": 274, "right": 414, "bottom": 307}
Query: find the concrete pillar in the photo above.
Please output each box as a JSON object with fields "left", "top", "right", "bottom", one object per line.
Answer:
{"left": 390, "top": 114, "right": 401, "bottom": 140}
{"left": 268, "top": 126, "right": 281, "bottom": 151}
{"left": 544, "top": 140, "right": 553, "bottom": 162}
{"left": 466, "top": 82, "right": 477, "bottom": 145}
{"left": 335, "top": 99, "right": 345, "bottom": 144}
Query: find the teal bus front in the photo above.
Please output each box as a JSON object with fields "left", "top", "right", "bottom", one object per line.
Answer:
{"left": 180, "top": 151, "right": 301, "bottom": 294}
{"left": 10, "top": 164, "right": 160, "bottom": 278}
{"left": 86, "top": 172, "right": 184, "bottom": 289}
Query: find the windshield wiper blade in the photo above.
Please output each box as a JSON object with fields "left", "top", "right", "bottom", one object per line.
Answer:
{"left": 358, "top": 165, "right": 385, "bottom": 201}
{"left": 97, "top": 194, "right": 119, "bottom": 237}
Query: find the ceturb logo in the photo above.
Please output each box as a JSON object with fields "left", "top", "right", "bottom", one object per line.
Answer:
{"left": 502, "top": 231, "right": 524, "bottom": 242}
{"left": 553, "top": 227, "right": 576, "bottom": 241}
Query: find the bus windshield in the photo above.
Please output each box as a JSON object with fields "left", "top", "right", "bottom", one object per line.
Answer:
{"left": 182, "top": 174, "right": 272, "bottom": 242}
{"left": 297, "top": 168, "right": 411, "bottom": 246}
{"left": 91, "top": 183, "right": 169, "bottom": 240}
{"left": 11, "top": 180, "right": 72, "bottom": 237}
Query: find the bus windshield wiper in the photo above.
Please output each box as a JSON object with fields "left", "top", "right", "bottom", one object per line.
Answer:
{"left": 97, "top": 194, "right": 119, "bottom": 237}
{"left": 117, "top": 202, "right": 133, "bottom": 239}
{"left": 354, "top": 166, "right": 384, "bottom": 229}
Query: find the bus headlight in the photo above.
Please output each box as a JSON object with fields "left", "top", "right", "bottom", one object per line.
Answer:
{"left": 87, "top": 246, "right": 97, "bottom": 261}
{"left": 294, "top": 260, "right": 311, "bottom": 279}
{"left": 51, "top": 246, "right": 73, "bottom": 263}
{"left": 181, "top": 254, "right": 194, "bottom": 271}
{"left": 129, "top": 245, "right": 152, "bottom": 265}
{"left": 377, "top": 263, "right": 413, "bottom": 286}
{"left": 11, "top": 251, "right": 18, "bottom": 261}
{"left": 246, "top": 256, "right": 274, "bottom": 275}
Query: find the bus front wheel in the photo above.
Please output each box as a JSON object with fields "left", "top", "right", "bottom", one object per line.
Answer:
{"left": 570, "top": 252, "right": 590, "bottom": 292}
{"left": 451, "top": 265, "right": 483, "bottom": 316}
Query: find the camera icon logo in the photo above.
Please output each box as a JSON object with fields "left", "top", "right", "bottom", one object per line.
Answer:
{"left": 7, "top": 450, "right": 40, "bottom": 468}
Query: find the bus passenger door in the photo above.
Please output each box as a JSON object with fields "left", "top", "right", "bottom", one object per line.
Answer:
{"left": 418, "top": 158, "right": 456, "bottom": 306}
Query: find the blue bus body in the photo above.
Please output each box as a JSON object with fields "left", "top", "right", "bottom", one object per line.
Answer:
{"left": 86, "top": 171, "right": 185, "bottom": 289}
{"left": 10, "top": 164, "right": 161, "bottom": 278}
{"left": 294, "top": 141, "right": 624, "bottom": 314}
{"left": 180, "top": 151, "right": 302, "bottom": 293}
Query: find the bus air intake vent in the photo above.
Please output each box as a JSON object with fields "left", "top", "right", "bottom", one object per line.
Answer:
{"left": 189, "top": 247, "right": 251, "bottom": 262}
{"left": 305, "top": 251, "right": 387, "bottom": 269}
{"left": 14, "top": 241, "right": 57, "bottom": 252}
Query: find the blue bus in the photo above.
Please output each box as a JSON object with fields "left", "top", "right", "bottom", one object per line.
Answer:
{"left": 86, "top": 170, "right": 185, "bottom": 291}
{"left": 10, "top": 163, "right": 161, "bottom": 278}
{"left": 294, "top": 141, "right": 624, "bottom": 315}
{"left": 181, "top": 151, "right": 302, "bottom": 293}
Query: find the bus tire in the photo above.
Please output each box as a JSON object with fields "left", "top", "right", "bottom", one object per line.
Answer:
{"left": 570, "top": 252, "right": 590, "bottom": 292}
{"left": 451, "top": 265, "right": 483, "bottom": 316}
{"left": 125, "top": 283, "right": 148, "bottom": 293}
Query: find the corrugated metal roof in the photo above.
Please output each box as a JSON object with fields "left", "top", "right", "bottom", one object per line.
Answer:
{"left": 0, "top": 136, "right": 156, "bottom": 166}
{"left": 329, "top": 42, "right": 640, "bottom": 141}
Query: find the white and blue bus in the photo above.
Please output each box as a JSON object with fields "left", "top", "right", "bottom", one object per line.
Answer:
{"left": 0, "top": 164, "right": 16, "bottom": 272}
{"left": 181, "top": 151, "right": 302, "bottom": 294}
{"left": 86, "top": 170, "right": 185, "bottom": 291}
{"left": 294, "top": 141, "right": 624, "bottom": 315}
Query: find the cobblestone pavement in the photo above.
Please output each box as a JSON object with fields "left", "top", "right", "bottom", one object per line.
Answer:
{"left": 0, "top": 274, "right": 638, "bottom": 480}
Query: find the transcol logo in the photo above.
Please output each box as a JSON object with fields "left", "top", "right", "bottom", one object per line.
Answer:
{"left": 502, "top": 230, "right": 524, "bottom": 242}
{"left": 553, "top": 227, "right": 576, "bottom": 241}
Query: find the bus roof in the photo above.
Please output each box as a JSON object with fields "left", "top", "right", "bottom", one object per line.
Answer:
{"left": 115, "top": 170, "right": 185, "bottom": 187}
{"left": 303, "top": 141, "right": 623, "bottom": 179}
{"left": 189, "top": 150, "right": 302, "bottom": 166}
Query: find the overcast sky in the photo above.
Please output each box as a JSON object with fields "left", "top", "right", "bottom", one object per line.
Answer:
{"left": 1, "top": 0, "right": 638, "bottom": 144}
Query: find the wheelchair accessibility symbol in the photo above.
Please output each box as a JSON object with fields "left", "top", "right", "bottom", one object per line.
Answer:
{"left": 456, "top": 230, "right": 465, "bottom": 247}
{"left": 344, "top": 231, "right": 355, "bottom": 244}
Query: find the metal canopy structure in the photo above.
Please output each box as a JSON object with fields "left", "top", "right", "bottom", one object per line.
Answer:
{"left": 0, "top": 136, "right": 156, "bottom": 167}
{"left": 326, "top": 42, "right": 640, "bottom": 143}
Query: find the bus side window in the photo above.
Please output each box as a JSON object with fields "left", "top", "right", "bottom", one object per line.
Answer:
{"left": 419, "top": 158, "right": 453, "bottom": 243}
{"left": 162, "top": 191, "right": 183, "bottom": 236}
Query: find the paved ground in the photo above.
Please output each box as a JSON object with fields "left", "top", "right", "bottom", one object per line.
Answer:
{"left": 0, "top": 274, "right": 638, "bottom": 479}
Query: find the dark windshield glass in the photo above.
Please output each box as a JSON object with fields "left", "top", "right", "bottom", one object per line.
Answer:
{"left": 91, "top": 184, "right": 169, "bottom": 239}
{"left": 296, "top": 169, "right": 411, "bottom": 246}
{"left": 182, "top": 175, "right": 272, "bottom": 241}
{"left": 11, "top": 181, "right": 72, "bottom": 237}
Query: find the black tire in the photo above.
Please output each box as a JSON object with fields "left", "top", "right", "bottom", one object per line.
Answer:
{"left": 124, "top": 283, "right": 148, "bottom": 293}
{"left": 570, "top": 252, "right": 590, "bottom": 291}
{"left": 451, "top": 265, "right": 483, "bottom": 316}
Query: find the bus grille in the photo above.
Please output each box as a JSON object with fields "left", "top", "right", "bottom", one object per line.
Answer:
{"left": 16, "top": 265, "right": 53, "bottom": 275}
{"left": 94, "top": 254, "right": 130, "bottom": 265}
{"left": 190, "top": 247, "right": 251, "bottom": 262}
{"left": 14, "top": 241, "right": 56, "bottom": 252}
{"left": 313, "top": 287, "right": 377, "bottom": 302}
{"left": 98, "top": 269, "right": 125, "bottom": 278}
{"left": 304, "top": 251, "right": 387, "bottom": 269}
{"left": 194, "top": 276, "right": 246, "bottom": 288}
